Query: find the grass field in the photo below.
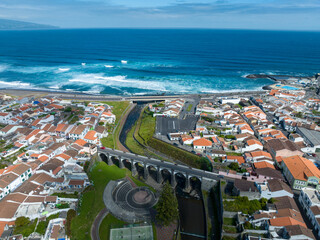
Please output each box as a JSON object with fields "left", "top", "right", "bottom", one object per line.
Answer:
{"left": 100, "top": 101, "right": 130, "bottom": 149}
{"left": 70, "top": 162, "right": 129, "bottom": 240}
{"left": 137, "top": 110, "right": 156, "bottom": 145}
{"left": 51, "top": 192, "right": 78, "bottom": 198}
{"left": 148, "top": 137, "right": 201, "bottom": 168}
{"left": 125, "top": 121, "right": 145, "bottom": 155}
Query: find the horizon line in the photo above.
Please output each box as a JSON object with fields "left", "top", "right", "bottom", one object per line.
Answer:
{"left": 1, "top": 27, "right": 320, "bottom": 33}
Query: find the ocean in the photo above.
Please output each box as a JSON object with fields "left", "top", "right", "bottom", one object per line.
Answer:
{"left": 0, "top": 29, "right": 319, "bottom": 95}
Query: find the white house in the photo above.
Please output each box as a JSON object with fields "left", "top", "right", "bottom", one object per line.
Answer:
{"left": 0, "top": 125, "right": 23, "bottom": 137}
{"left": 0, "top": 112, "right": 12, "bottom": 124}
{"left": 259, "top": 179, "right": 293, "bottom": 199}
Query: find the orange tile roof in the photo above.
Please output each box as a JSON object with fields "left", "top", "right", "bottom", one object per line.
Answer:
{"left": 56, "top": 153, "right": 71, "bottom": 161}
{"left": 25, "top": 129, "right": 41, "bottom": 140}
{"left": 18, "top": 152, "right": 26, "bottom": 158}
{"left": 247, "top": 139, "right": 263, "bottom": 146}
{"left": 251, "top": 151, "right": 272, "bottom": 159}
{"left": 84, "top": 130, "right": 97, "bottom": 141}
{"left": 38, "top": 156, "right": 49, "bottom": 162}
{"left": 282, "top": 155, "right": 320, "bottom": 181}
{"left": 276, "top": 156, "right": 284, "bottom": 163}
{"left": 0, "top": 221, "right": 15, "bottom": 237}
{"left": 31, "top": 118, "right": 41, "bottom": 126}
{"left": 193, "top": 138, "right": 212, "bottom": 147}
{"left": 263, "top": 136, "right": 273, "bottom": 141}
{"left": 269, "top": 216, "right": 306, "bottom": 228}
{"left": 74, "top": 139, "right": 87, "bottom": 146}
{"left": 55, "top": 124, "right": 66, "bottom": 132}
{"left": 254, "top": 161, "right": 275, "bottom": 169}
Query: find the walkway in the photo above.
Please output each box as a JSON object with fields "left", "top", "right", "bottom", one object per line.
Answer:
{"left": 91, "top": 208, "right": 109, "bottom": 240}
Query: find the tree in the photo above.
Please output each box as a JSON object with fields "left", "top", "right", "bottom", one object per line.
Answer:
{"left": 228, "top": 162, "right": 239, "bottom": 171}
{"left": 64, "top": 106, "right": 72, "bottom": 112}
{"left": 156, "top": 182, "right": 179, "bottom": 226}
{"left": 15, "top": 217, "right": 30, "bottom": 227}
{"left": 84, "top": 161, "right": 90, "bottom": 173}
{"left": 197, "top": 157, "right": 212, "bottom": 171}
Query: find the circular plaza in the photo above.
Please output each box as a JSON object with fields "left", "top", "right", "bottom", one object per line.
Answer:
{"left": 103, "top": 179, "right": 157, "bottom": 223}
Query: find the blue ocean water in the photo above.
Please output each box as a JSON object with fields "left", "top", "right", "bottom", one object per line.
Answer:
{"left": 0, "top": 29, "right": 319, "bottom": 95}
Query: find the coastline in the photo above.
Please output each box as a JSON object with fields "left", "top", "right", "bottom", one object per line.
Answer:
{"left": 0, "top": 87, "right": 268, "bottom": 100}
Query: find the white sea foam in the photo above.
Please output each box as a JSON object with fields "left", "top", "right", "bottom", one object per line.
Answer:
{"left": 49, "top": 86, "right": 60, "bottom": 89}
{"left": 68, "top": 73, "right": 167, "bottom": 91}
{"left": 58, "top": 68, "right": 70, "bottom": 72}
{"left": 83, "top": 85, "right": 105, "bottom": 94}
{"left": 9, "top": 66, "right": 55, "bottom": 74}
{"left": 104, "top": 65, "right": 113, "bottom": 68}
{"left": 0, "top": 64, "right": 9, "bottom": 72}
{"left": 81, "top": 63, "right": 86, "bottom": 66}
{"left": 0, "top": 80, "right": 31, "bottom": 87}
{"left": 121, "top": 60, "right": 128, "bottom": 64}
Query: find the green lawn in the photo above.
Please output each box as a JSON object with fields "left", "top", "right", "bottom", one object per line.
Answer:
{"left": 100, "top": 101, "right": 130, "bottom": 125}
{"left": 223, "top": 217, "right": 236, "bottom": 226}
{"left": 125, "top": 122, "right": 146, "bottom": 155}
{"left": 51, "top": 192, "right": 78, "bottom": 198}
{"left": 70, "top": 162, "right": 129, "bottom": 240}
{"left": 99, "top": 214, "right": 127, "bottom": 240}
{"left": 187, "top": 104, "right": 193, "bottom": 112}
{"left": 223, "top": 196, "right": 267, "bottom": 215}
{"left": 222, "top": 225, "right": 237, "bottom": 234}
{"left": 100, "top": 101, "right": 130, "bottom": 150}
{"left": 138, "top": 110, "right": 156, "bottom": 145}
{"left": 148, "top": 137, "right": 201, "bottom": 168}
{"left": 13, "top": 218, "right": 37, "bottom": 237}
{"left": 152, "top": 223, "right": 158, "bottom": 240}
{"left": 101, "top": 135, "right": 115, "bottom": 149}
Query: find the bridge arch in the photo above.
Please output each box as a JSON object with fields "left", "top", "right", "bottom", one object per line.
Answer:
{"left": 99, "top": 153, "right": 109, "bottom": 165}
{"left": 175, "top": 172, "right": 187, "bottom": 189}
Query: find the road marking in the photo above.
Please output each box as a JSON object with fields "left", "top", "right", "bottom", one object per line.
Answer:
{"left": 173, "top": 121, "right": 175, "bottom": 129}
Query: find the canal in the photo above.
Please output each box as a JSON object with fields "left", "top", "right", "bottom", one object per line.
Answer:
{"left": 119, "top": 103, "right": 145, "bottom": 150}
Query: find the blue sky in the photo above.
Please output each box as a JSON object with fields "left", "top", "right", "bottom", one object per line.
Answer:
{"left": 0, "top": 0, "right": 320, "bottom": 30}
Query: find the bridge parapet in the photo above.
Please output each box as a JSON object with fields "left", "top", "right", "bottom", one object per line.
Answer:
{"left": 98, "top": 148, "right": 219, "bottom": 182}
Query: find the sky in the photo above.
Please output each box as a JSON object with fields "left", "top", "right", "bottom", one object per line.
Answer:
{"left": 0, "top": 0, "right": 320, "bottom": 30}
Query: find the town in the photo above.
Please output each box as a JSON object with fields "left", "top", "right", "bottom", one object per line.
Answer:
{"left": 1, "top": 75, "right": 320, "bottom": 240}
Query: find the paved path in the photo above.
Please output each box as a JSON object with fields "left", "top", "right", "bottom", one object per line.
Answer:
{"left": 91, "top": 208, "right": 109, "bottom": 240}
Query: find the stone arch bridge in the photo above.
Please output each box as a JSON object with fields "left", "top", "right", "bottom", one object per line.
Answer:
{"left": 99, "top": 148, "right": 218, "bottom": 190}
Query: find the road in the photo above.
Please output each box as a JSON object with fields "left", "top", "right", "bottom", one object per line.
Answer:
{"left": 0, "top": 88, "right": 266, "bottom": 102}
